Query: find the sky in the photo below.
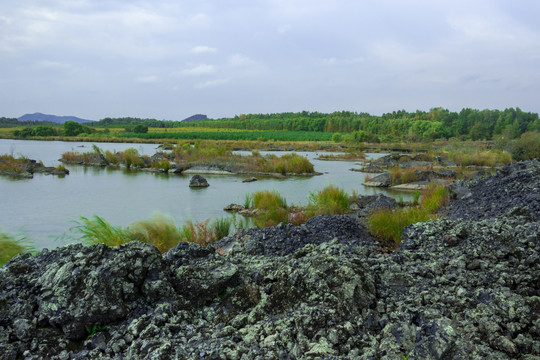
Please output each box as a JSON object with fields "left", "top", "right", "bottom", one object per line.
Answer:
{"left": 1, "top": 0, "right": 539, "bottom": 121}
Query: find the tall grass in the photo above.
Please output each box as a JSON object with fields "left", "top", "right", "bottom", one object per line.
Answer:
{"left": 74, "top": 216, "right": 131, "bottom": 247}
{"left": 252, "top": 190, "right": 288, "bottom": 210}
{"left": 367, "top": 183, "right": 449, "bottom": 243}
{"left": 0, "top": 232, "right": 34, "bottom": 266}
{"left": 307, "top": 185, "right": 349, "bottom": 216}
{"left": 247, "top": 190, "right": 289, "bottom": 227}
{"left": 74, "top": 214, "right": 233, "bottom": 251}
{"left": 389, "top": 167, "right": 420, "bottom": 185}
{"left": 0, "top": 154, "right": 28, "bottom": 173}
{"left": 420, "top": 183, "right": 450, "bottom": 213}
{"left": 447, "top": 149, "right": 512, "bottom": 167}
{"left": 179, "top": 217, "right": 233, "bottom": 246}
{"left": 130, "top": 214, "right": 181, "bottom": 253}
{"left": 367, "top": 207, "right": 433, "bottom": 243}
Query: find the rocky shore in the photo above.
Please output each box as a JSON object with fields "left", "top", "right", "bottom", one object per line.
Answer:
{"left": 1, "top": 160, "right": 539, "bottom": 359}
{"left": 0, "top": 158, "right": 69, "bottom": 179}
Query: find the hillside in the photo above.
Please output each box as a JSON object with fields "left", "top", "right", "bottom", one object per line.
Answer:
{"left": 18, "top": 113, "right": 94, "bottom": 124}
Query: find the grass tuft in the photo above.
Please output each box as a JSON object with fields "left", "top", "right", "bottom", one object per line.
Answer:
{"left": 367, "top": 183, "right": 449, "bottom": 244}
{"left": 74, "top": 216, "right": 131, "bottom": 247}
{"left": 130, "top": 214, "right": 181, "bottom": 253}
{"left": 367, "top": 207, "right": 433, "bottom": 243}
{"left": 307, "top": 185, "right": 349, "bottom": 216}
{"left": 0, "top": 232, "right": 34, "bottom": 266}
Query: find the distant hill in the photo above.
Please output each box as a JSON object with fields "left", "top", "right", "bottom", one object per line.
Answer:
{"left": 18, "top": 113, "right": 94, "bottom": 124}
{"left": 182, "top": 114, "right": 207, "bottom": 122}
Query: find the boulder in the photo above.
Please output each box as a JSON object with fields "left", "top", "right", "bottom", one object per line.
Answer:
{"left": 224, "top": 204, "right": 245, "bottom": 212}
{"left": 242, "top": 177, "right": 258, "bottom": 183}
{"left": 189, "top": 174, "right": 209, "bottom": 188}
{"left": 363, "top": 172, "right": 391, "bottom": 187}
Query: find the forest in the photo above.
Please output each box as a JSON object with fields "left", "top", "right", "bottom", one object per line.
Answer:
{"left": 1, "top": 107, "right": 539, "bottom": 142}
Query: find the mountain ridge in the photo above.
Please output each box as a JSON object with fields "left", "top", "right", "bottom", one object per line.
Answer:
{"left": 18, "top": 112, "right": 94, "bottom": 124}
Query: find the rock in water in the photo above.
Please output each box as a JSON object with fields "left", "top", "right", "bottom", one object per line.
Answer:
{"left": 189, "top": 174, "right": 209, "bottom": 188}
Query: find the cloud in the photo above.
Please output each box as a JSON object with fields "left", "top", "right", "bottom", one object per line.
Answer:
{"left": 229, "top": 54, "right": 255, "bottom": 66}
{"left": 191, "top": 45, "right": 217, "bottom": 54}
{"left": 179, "top": 64, "right": 216, "bottom": 76}
{"left": 135, "top": 76, "right": 159, "bottom": 83}
{"left": 195, "top": 78, "right": 230, "bottom": 89}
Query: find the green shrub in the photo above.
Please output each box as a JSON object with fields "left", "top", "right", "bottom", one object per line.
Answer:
{"left": 121, "top": 148, "right": 145, "bottom": 168}
{"left": 508, "top": 131, "right": 540, "bottom": 160}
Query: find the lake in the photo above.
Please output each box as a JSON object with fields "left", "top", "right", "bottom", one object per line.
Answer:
{"left": 0, "top": 139, "right": 410, "bottom": 250}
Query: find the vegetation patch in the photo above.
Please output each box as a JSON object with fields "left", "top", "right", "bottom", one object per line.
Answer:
{"left": 73, "top": 214, "right": 234, "bottom": 252}
{"left": 306, "top": 185, "right": 350, "bottom": 216}
{"left": 0, "top": 232, "right": 34, "bottom": 266}
{"left": 366, "top": 183, "right": 450, "bottom": 243}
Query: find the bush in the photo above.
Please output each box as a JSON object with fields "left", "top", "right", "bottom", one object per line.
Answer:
{"left": 508, "top": 131, "right": 540, "bottom": 160}
{"left": 133, "top": 124, "right": 149, "bottom": 134}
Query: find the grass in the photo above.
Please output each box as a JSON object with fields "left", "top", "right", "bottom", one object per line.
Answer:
{"left": 366, "top": 183, "right": 450, "bottom": 243}
{"left": 367, "top": 206, "right": 434, "bottom": 243}
{"left": 420, "top": 183, "right": 450, "bottom": 213}
{"left": 74, "top": 216, "right": 131, "bottom": 247}
{"left": 62, "top": 144, "right": 315, "bottom": 175}
{"left": 130, "top": 214, "right": 181, "bottom": 253}
{"left": 0, "top": 232, "right": 34, "bottom": 266}
{"left": 445, "top": 148, "right": 512, "bottom": 167}
{"left": 389, "top": 167, "right": 421, "bottom": 185}
{"left": 307, "top": 185, "right": 350, "bottom": 216}
{"left": 0, "top": 154, "right": 29, "bottom": 173}
{"left": 73, "top": 214, "right": 234, "bottom": 251}
{"left": 251, "top": 190, "right": 288, "bottom": 210}
{"left": 179, "top": 217, "right": 234, "bottom": 247}
{"left": 248, "top": 190, "right": 289, "bottom": 227}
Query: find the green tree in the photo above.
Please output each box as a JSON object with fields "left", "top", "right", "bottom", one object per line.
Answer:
{"left": 63, "top": 121, "right": 84, "bottom": 136}
{"left": 133, "top": 124, "right": 149, "bottom": 133}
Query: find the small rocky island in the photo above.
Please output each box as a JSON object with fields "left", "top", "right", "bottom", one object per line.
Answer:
{"left": 0, "top": 154, "right": 69, "bottom": 178}
{"left": 1, "top": 160, "right": 539, "bottom": 359}
{"left": 59, "top": 145, "right": 320, "bottom": 178}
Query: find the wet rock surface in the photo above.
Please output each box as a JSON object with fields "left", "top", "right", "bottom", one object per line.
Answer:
{"left": 1, "top": 160, "right": 539, "bottom": 359}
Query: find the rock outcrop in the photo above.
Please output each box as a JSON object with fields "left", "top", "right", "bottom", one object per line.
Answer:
{"left": 1, "top": 160, "right": 539, "bottom": 359}
{"left": 188, "top": 174, "right": 209, "bottom": 188}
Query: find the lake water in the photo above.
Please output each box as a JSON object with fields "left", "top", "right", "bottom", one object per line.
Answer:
{"left": 0, "top": 139, "right": 410, "bottom": 250}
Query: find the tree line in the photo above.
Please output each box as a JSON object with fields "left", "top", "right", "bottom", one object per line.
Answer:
{"left": 2, "top": 107, "right": 539, "bottom": 142}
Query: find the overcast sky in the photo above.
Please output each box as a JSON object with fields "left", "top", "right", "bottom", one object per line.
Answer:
{"left": 1, "top": 0, "right": 539, "bottom": 121}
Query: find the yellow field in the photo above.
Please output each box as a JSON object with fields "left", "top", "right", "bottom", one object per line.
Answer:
{"left": 147, "top": 127, "right": 262, "bottom": 133}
